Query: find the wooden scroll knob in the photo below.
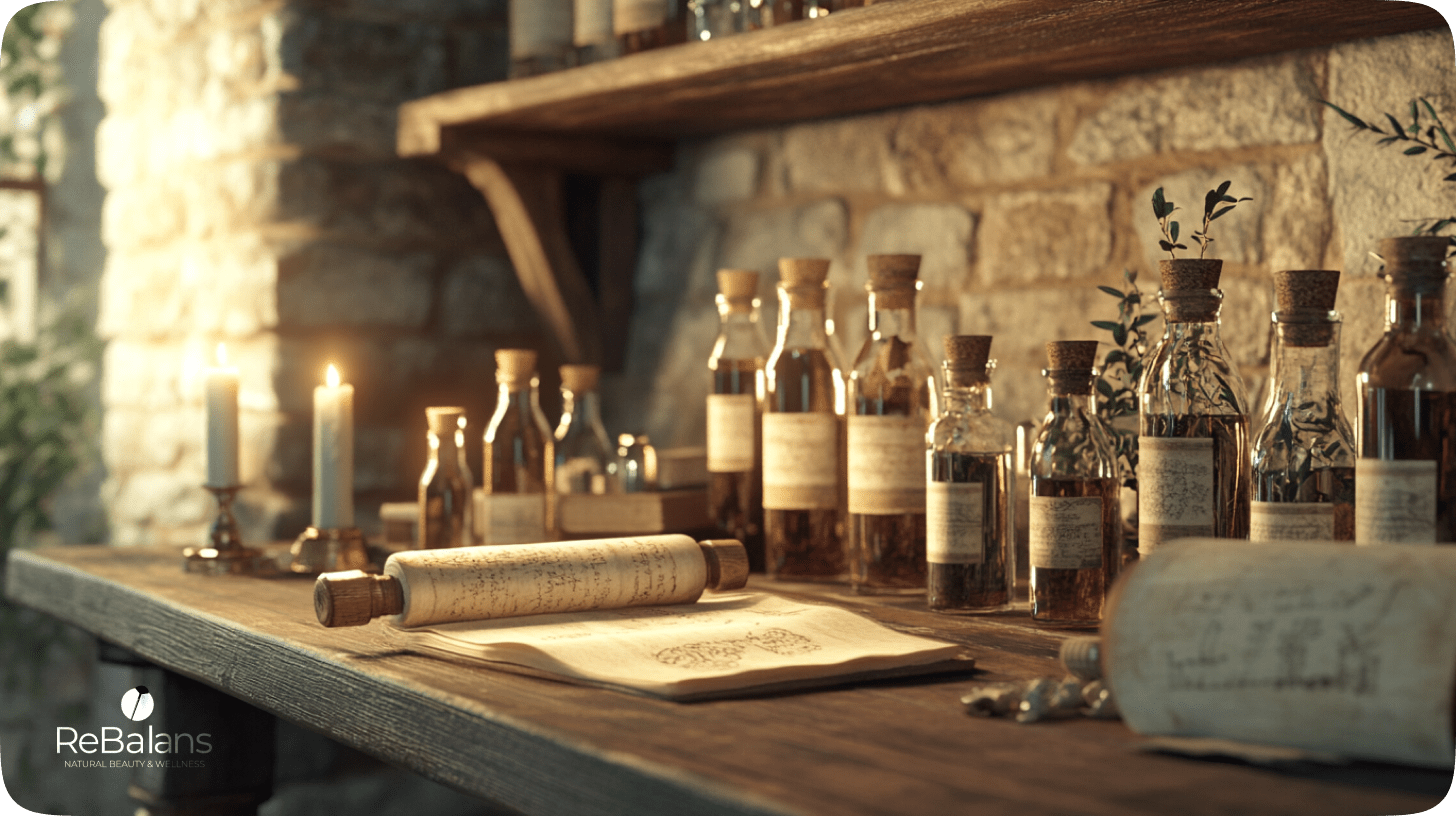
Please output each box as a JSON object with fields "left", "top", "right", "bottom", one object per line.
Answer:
{"left": 698, "top": 540, "right": 750, "bottom": 591}
{"left": 314, "top": 570, "right": 404, "bottom": 627}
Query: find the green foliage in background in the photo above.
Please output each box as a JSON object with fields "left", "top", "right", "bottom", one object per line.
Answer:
{"left": 1091, "top": 269, "right": 1158, "bottom": 493}
{"left": 1322, "top": 97, "right": 1456, "bottom": 241}
{"left": 0, "top": 0, "right": 73, "bottom": 181}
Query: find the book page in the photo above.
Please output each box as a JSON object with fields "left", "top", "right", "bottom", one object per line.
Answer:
{"left": 398, "top": 592, "right": 965, "bottom": 700}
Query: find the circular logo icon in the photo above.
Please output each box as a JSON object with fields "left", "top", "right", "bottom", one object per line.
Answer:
{"left": 121, "top": 686, "right": 153, "bottom": 722}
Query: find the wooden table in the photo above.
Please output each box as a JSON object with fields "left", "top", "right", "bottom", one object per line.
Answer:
{"left": 5, "top": 545, "right": 1448, "bottom": 816}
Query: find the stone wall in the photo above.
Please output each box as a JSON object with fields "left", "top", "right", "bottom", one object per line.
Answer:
{"left": 610, "top": 29, "right": 1456, "bottom": 448}
{"left": 96, "top": 0, "right": 547, "bottom": 546}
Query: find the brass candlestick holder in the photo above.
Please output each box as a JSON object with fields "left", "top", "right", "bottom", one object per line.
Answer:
{"left": 288, "top": 525, "right": 370, "bottom": 575}
{"left": 183, "top": 485, "right": 275, "bottom": 575}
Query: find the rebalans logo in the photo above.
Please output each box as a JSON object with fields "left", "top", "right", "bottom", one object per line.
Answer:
{"left": 120, "top": 685, "right": 153, "bottom": 722}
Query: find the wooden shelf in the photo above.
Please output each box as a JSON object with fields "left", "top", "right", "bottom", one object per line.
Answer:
{"left": 395, "top": 0, "right": 1446, "bottom": 365}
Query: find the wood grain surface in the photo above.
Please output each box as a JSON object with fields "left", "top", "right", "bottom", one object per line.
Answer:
{"left": 6, "top": 545, "right": 1449, "bottom": 816}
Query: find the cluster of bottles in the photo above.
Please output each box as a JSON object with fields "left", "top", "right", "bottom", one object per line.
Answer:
{"left": 415, "top": 350, "right": 656, "bottom": 550}
{"left": 511, "top": 0, "right": 870, "bottom": 77}
{"left": 705, "top": 237, "right": 1456, "bottom": 627}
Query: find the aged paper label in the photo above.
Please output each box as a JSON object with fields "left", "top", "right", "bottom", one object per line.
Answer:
{"left": 847, "top": 415, "right": 927, "bottom": 515}
{"left": 1137, "top": 436, "right": 1214, "bottom": 553}
{"left": 1249, "top": 501, "right": 1334, "bottom": 542}
{"left": 1030, "top": 496, "right": 1104, "bottom": 570}
{"left": 476, "top": 492, "right": 546, "bottom": 545}
{"left": 762, "top": 412, "right": 838, "bottom": 510}
{"left": 706, "top": 394, "right": 756, "bottom": 473}
{"left": 926, "top": 482, "right": 984, "bottom": 565}
{"left": 1355, "top": 458, "right": 1438, "bottom": 545}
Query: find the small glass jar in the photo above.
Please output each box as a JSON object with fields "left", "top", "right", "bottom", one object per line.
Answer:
{"left": 419, "top": 407, "right": 468, "bottom": 549}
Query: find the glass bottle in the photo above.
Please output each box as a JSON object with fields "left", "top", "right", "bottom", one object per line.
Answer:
{"left": 927, "top": 335, "right": 1016, "bottom": 613}
{"left": 708, "top": 269, "right": 769, "bottom": 571}
{"left": 1356, "top": 236, "right": 1456, "bottom": 544}
{"left": 614, "top": 0, "right": 688, "bottom": 53}
{"left": 456, "top": 414, "right": 476, "bottom": 546}
{"left": 1138, "top": 259, "right": 1251, "bottom": 553}
{"left": 1251, "top": 270, "right": 1356, "bottom": 541}
{"left": 847, "top": 254, "right": 937, "bottom": 594}
{"left": 418, "top": 407, "right": 468, "bottom": 549}
{"left": 574, "top": 0, "right": 622, "bottom": 64}
{"left": 615, "top": 433, "right": 657, "bottom": 492}
{"left": 763, "top": 257, "right": 846, "bottom": 581}
{"left": 689, "top": 0, "right": 742, "bottom": 40}
{"left": 1028, "top": 341, "right": 1119, "bottom": 624}
{"left": 482, "top": 349, "right": 554, "bottom": 544}
{"left": 509, "top": 0, "right": 575, "bottom": 78}
{"left": 554, "top": 364, "right": 614, "bottom": 496}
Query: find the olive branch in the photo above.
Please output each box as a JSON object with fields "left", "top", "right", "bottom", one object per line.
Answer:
{"left": 1152, "top": 181, "right": 1252, "bottom": 260}
{"left": 1321, "top": 96, "right": 1456, "bottom": 240}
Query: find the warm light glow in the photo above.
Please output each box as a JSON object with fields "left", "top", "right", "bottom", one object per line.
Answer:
{"left": 216, "top": 342, "right": 227, "bottom": 366}
{"left": 326, "top": 364, "right": 340, "bottom": 388}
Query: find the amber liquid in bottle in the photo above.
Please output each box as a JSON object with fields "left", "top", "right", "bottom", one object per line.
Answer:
{"left": 1141, "top": 413, "right": 1251, "bottom": 539}
{"left": 710, "top": 358, "right": 764, "bottom": 571}
{"left": 1360, "top": 389, "right": 1456, "bottom": 541}
{"left": 1029, "top": 478, "right": 1119, "bottom": 624}
{"left": 928, "top": 452, "right": 1011, "bottom": 611}
{"left": 764, "top": 348, "right": 844, "bottom": 580}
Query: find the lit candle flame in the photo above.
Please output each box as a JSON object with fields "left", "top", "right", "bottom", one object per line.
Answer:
{"left": 326, "top": 364, "right": 340, "bottom": 388}
{"left": 216, "top": 342, "right": 227, "bottom": 366}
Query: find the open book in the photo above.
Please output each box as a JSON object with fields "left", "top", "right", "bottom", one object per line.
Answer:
{"left": 387, "top": 591, "right": 972, "bottom": 701}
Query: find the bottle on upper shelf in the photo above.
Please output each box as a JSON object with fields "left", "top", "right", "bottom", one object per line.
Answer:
{"left": 707, "top": 269, "right": 768, "bottom": 572}
{"left": 455, "top": 413, "right": 476, "bottom": 546}
{"left": 482, "top": 349, "right": 554, "bottom": 543}
{"left": 575, "top": 0, "right": 622, "bottom": 64}
{"left": 555, "top": 364, "right": 615, "bottom": 496}
{"left": 1027, "top": 341, "right": 1119, "bottom": 625}
{"left": 762, "top": 258, "right": 846, "bottom": 581}
{"left": 419, "top": 407, "right": 469, "bottom": 550}
{"left": 847, "top": 254, "right": 937, "bottom": 594}
{"left": 927, "top": 335, "right": 1016, "bottom": 613}
{"left": 689, "top": 0, "right": 742, "bottom": 40}
{"left": 1250, "top": 270, "right": 1356, "bottom": 542}
{"left": 509, "top": 0, "right": 576, "bottom": 78}
{"left": 1138, "top": 259, "right": 1251, "bottom": 553}
{"left": 614, "top": 0, "right": 688, "bottom": 54}
{"left": 1355, "top": 236, "right": 1456, "bottom": 545}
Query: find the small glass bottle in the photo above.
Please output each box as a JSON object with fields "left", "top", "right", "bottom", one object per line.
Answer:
{"left": 483, "top": 349, "right": 554, "bottom": 544}
{"left": 615, "top": 433, "right": 657, "bottom": 492}
{"left": 1251, "top": 270, "right": 1356, "bottom": 541}
{"left": 927, "top": 335, "right": 1015, "bottom": 613}
{"left": 456, "top": 413, "right": 475, "bottom": 546}
{"left": 689, "top": 0, "right": 742, "bottom": 40}
{"left": 555, "top": 364, "right": 614, "bottom": 496}
{"left": 1138, "top": 259, "right": 1251, "bottom": 552}
{"left": 418, "top": 407, "right": 469, "bottom": 550}
{"left": 763, "top": 257, "right": 846, "bottom": 581}
{"left": 614, "top": 0, "right": 688, "bottom": 53}
{"left": 1356, "top": 236, "right": 1456, "bottom": 544}
{"left": 708, "top": 269, "right": 768, "bottom": 571}
{"left": 574, "top": 0, "right": 622, "bottom": 64}
{"left": 1028, "top": 341, "right": 1120, "bottom": 624}
{"left": 847, "top": 254, "right": 937, "bottom": 594}
{"left": 509, "top": 0, "right": 575, "bottom": 78}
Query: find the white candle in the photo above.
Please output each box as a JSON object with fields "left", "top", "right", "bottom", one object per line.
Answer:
{"left": 204, "top": 343, "right": 240, "bottom": 487}
{"left": 313, "top": 364, "right": 355, "bottom": 529}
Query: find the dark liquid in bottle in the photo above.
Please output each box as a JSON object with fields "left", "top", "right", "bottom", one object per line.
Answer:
{"left": 1029, "top": 477, "right": 1118, "bottom": 626}
{"left": 765, "top": 348, "right": 844, "bottom": 581}
{"left": 710, "top": 359, "right": 763, "bottom": 571}
{"left": 1252, "top": 466, "right": 1355, "bottom": 541}
{"left": 1360, "top": 387, "right": 1456, "bottom": 541}
{"left": 1141, "top": 413, "right": 1250, "bottom": 540}
{"left": 926, "top": 451, "right": 1011, "bottom": 611}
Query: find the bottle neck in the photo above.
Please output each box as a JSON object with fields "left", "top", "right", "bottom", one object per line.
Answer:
{"left": 428, "top": 430, "right": 460, "bottom": 474}
{"left": 1044, "top": 390, "right": 1097, "bottom": 417}
{"left": 868, "top": 296, "right": 917, "bottom": 338}
{"left": 559, "top": 390, "right": 605, "bottom": 431}
{"left": 777, "top": 300, "right": 831, "bottom": 349}
{"left": 1266, "top": 326, "right": 1342, "bottom": 413}
{"left": 496, "top": 381, "right": 538, "bottom": 416}
{"left": 1384, "top": 283, "right": 1447, "bottom": 332}
{"left": 942, "top": 381, "right": 990, "bottom": 413}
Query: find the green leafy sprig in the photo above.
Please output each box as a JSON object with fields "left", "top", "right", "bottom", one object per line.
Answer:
{"left": 1090, "top": 269, "right": 1159, "bottom": 492}
{"left": 1152, "top": 181, "right": 1251, "bottom": 260}
{"left": 1321, "top": 97, "right": 1456, "bottom": 237}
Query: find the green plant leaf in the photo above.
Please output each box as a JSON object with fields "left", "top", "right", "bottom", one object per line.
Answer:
{"left": 1111, "top": 323, "right": 1127, "bottom": 346}
{"left": 1320, "top": 99, "right": 1370, "bottom": 130}
{"left": 1170, "top": 221, "right": 1179, "bottom": 242}
{"left": 1096, "top": 379, "right": 1115, "bottom": 398}
{"left": 1209, "top": 205, "right": 1235, "bottom": 222}
{"left": 1134, "top": 314, "right": 1158, "bottom": 327}
{"left": 1097, "top": 285, "right": 1124, "bottom": 298}
{"left": 1386, "top": 113, "right": 1409, "bottom": 138}
{"left": 1090, "top": 320, "right": 1121, "bottom": 332}
{"left": 1405, "top": 146, "right": 1428, "bottom": 155}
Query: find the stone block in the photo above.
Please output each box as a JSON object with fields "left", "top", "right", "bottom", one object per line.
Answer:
{"left": 279, "top": 11, "right": 448, "bottom": 103}
{"left": 104, "top": 469, "right": 213, "bottom": 528}
{"left": 1068, "top": 53, "right": 1321, "bottom": 166}
{"left": 1334, "top": 275, "right": 1386, "bottom": 413}
{"left": 102, "top": 339, "right": 186, "bottom": 409}
{"left": 1324, "top": 29, "right": 1456, "bottom": 277}
{"left": 979, "top": 184, "right": 1112, "bottom": 286}
{"left": 101, "top": 182, "right": 185, "bottom": 251}
{"left": 781, "top": 112, "right": 897, "bottom": 194}
{"left": 1216, "top": 275, "right": 1274, "bottom": 370}
{"left": 719, "top": 199, "right": 849, "bottom": 281}
{"left": 98, "top": 248, "right": 183, "bottom": 340}
{"left": 277, "top": 245, "right": 434, "bottom": 329}
{"left": 102, "top": 407, "right": 194, "bottom": 473}
{"left": 441, "top": 254, "right": 537, "bottom": 336}
{"left": 855, "top": 203, "right": 975, "bottom": 291}
{"left": 692, "top": 146, "right": 760, "bottom": 206}
{"left": 889, "top": 89, "right": 1058, "bottom": 193}
{"left": 1263, "top": 151, "right": 1333, "bottom": 272}
{"left": 277, "top": 93, "right": 397, "bottom": 159}
{"left": 1133, "top": 166, "right": 1270, "bottom": 269}
{"left": 276, "top": 158, "right": 499, "bottom": 244}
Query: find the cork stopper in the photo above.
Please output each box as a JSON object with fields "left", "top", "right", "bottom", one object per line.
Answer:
{"left": 1045, "top": 341, "right": 1099, "bottom": 394}
{"left": 425, "top": 406, "right": 465, "bottom": 435}
{"left": 314, "top": 570, "right": 404, "bottom": 627}
{"left": 944, "top": 335, "right": 992, "bottom": 387}
{"left": 1158, "top": 259, "right": 1224, "bottom": 322}
{"left": 778, "top": 258, "right": 830, "bottom": 308}
{"left": 717, "top": 269, "right": 759, "bottom": 299}
{"left": 495, "top": 349, "right": 538, "bottom": 386}
{"left": 559, "top": 364, "right": 600, "bottom": 393}
{"left": 867, "top": 255, "right": 920, "bottom": 310}
{"left": 698, "top": 540, "right": 750, "bottom": 591}
{"left": 1380, "top": 236, "right": 1450, "bottom": 294}
{"left": 1274, "top": 270, "right": 1340, "bottom": 312}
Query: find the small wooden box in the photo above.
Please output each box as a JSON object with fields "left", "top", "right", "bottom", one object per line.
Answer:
{"left": 555, "top": 489, "right": 709, "bottom": 536}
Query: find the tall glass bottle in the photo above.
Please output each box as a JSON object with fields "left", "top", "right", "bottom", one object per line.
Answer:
{"left": 1028, "top": 341, "right": 1119, "bottom": 624}
{"left": 554, "top": 364, "right": 614, "bottom": 496}
{"left": 1251, "top": 270, "right": 1356, "bottom": 541}
{"left": 848, "top": 254, "right": 937, "bottom": 594}
{"left": 1138, "top": 259, "right": 1251, "bottom": 553}
{"left": 927, "top": 335, "right": 1015, "bottom": 613}
{"left": 418, "top": 406, "right": 468, "bottom": 549}
{"left": 574, "top": 0, "right": 621, "bottom": 65}
{"left": 763, "top": 258, "right": 845, "bottom": 580}
{"left": 1356, "top": 236, "right": 1456, "bottom": 544}
{"left": 482, "top": 349, "right": 553, "bottom": 544}
{"left": 455, "top": 414, "right": 475, "bottom": 546}
{"left": 708, "top": 269, "right": 768, "bottom": 571}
